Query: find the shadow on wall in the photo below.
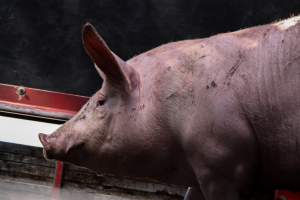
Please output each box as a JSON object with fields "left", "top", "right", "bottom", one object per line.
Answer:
{"left": 0, "top": 0, "right": 299, "bottom": 96}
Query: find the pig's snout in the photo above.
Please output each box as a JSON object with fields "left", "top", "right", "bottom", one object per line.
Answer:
{"left": 39, "top": 133, "right": 53, "bottom": 159}
{"left": 39, "top": 133, "right": 49, "bottom": 147}
{"left": 39, "top": 132, "right": 83, "bottom": 161}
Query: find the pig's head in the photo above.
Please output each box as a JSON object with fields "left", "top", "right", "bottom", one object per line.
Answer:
{"left": 38, "top": 23, "right": 195, "bottom": 184}
{"left": 39, "top": 23, "right": 140, "bottom": 170}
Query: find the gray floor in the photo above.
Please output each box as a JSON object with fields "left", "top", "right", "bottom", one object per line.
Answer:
{"left": 0, "top": 177, "right": 163, "bottom": 200}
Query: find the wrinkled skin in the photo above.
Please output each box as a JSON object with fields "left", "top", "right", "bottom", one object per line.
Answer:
{"left": 39, "top": 16, "right": 300, "bottom": 200}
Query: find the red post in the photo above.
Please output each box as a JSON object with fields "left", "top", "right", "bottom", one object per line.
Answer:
{"left": 52, "top": 161, "right": 64, "bottom": 200}
{"left": 54, "top": 161, "right": 64, "bottom": 188}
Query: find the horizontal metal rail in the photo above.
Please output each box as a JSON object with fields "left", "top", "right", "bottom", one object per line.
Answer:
{"left": 0, "top": 83, "right": 89, "bottom": 122}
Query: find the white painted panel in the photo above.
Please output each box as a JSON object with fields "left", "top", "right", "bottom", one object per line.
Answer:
{"left": 0, "top": 116, "right": 61, "bottom": 147}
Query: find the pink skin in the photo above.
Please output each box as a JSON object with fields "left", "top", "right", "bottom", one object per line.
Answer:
{"left": 40, "top": 16, "right": 300, "bottom": 200}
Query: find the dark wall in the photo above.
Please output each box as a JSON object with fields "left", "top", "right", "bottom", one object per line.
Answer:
{"left": 0, "top": 0, "right": 299, "bottom": 96}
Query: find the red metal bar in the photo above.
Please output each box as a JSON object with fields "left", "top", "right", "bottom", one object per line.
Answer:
{"left": 52, "top": 161, "right": 64, "bottom": 200}
{"left": 54, "top": 161, "right": 64, "bottom": 188}
{"left": 0, "top": 83, "right": 89, "bottom": 120}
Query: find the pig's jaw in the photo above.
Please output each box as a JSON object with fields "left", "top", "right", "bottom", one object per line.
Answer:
{"left": 42, "top": 149, "right": 51, "bottom": 160}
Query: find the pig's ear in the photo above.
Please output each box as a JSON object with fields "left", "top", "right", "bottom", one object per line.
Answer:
{"left": 82, "top": 23, "right": 139, "bottom": 92}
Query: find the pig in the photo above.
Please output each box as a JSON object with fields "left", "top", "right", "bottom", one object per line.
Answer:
{"left": 39, "top": 15, "right": 300, "bottom": 200}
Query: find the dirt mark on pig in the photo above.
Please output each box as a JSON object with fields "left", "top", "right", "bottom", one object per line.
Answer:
{"left": 178, "top": 52, "right": 206, "bottom": 74}
{"left": 225, "top": 51, "right": 244, "bottom": 85}
{"left": 206, "top": 80, "right": 218, "bottom": 89}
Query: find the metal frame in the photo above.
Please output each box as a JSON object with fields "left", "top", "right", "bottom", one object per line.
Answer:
{"left": 0, "top": 83, "right": 88, "bottom": 121}
{"left": 0, "top": 83, "right": 88, "bottom": 190}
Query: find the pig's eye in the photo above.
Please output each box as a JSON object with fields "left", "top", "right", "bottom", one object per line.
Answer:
{"left": 97, "top": 99, "right": 106, "bottom": 107}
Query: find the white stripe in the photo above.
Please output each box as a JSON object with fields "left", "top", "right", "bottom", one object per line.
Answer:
{"left": 0, "top": 116, "right": 61, "bottom": 147}
{"left": 275, "top": 15, "right": 300, "bottom": 30}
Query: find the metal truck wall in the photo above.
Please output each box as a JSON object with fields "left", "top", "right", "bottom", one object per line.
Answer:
{"left": 0, "top": 0, "right": 299, "bottom": 96}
